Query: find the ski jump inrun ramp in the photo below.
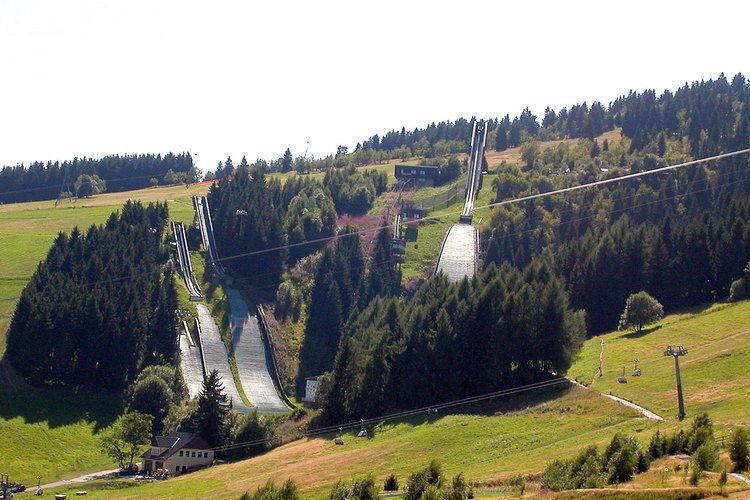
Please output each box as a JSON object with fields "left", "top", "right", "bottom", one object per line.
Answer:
{"left": 435, "top": 120, "right": 487, "bottom": 282}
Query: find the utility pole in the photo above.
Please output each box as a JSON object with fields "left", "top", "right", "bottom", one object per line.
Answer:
{"left": 664, "top": 345, "right": 688, "bottom": 420}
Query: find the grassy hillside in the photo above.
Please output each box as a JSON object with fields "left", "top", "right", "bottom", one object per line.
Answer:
{"left": 0, "top": 183, "right": 208, "bottom": 488}
{"left": 0, "top": 387, "right": 122, "bottom": 488}
{"left": 46, "top": 386, "right": 655, "bottom": 499}
{"left": 568, "top": 300, "right": 750, "bottom": 426}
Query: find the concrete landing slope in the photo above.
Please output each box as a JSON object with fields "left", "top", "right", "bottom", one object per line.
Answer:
{"left": 195, "top": 304, "right": 250, "bottom": 412}
{"left": 227, "top": 288, "right": 290, "bottom": 414}
{"left": 179, "top": 326, "right": 204, "bottom": 399}
{"left": 435, "top": 224, "right": 476, "bottom": 282}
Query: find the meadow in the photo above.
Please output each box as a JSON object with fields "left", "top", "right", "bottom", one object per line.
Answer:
{"left": 568, "top": 299, "right": 750, "bottom": 426}
{"left": 46, "top": 385, "right": 657, "bottom": 499}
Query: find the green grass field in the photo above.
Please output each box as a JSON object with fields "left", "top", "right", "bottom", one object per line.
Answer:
{"left": 0, "top": 387, "right": 122, "bottom": 488}
{"left": 44, "top": 385, "right": 657, "bottom": 499}
{"left": 0, "top": 183, "right": 208, "bottom": 488}
{"left": 568, "top": 300, "right": 750, "bottom": 426}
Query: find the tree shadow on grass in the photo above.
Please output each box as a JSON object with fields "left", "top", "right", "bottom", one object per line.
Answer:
{"left": 619, "top": 324, "right": 662, "bottom": 339}
{"left": 0, "top": 358, "right": 122, "bottom": 431}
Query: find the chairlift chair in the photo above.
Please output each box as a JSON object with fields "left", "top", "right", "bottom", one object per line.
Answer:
{"left": 357, "top": 420, "right": 368, "bottom": 438}
{"left": 617, "top": 366, "right": 627, "bottom": 383}
{"left": 632, "top": 359, "right": 641, "bottom": 377}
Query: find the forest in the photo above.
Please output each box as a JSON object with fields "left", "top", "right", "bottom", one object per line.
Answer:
{"left": 207, "top": 163, "right": 388, "bottom": 289}
{"left": 483, "top": 74, "right": 750, "bottom": 333}
{"left": 6, "top": 201, "right": 178, "bottom": 391}
{"left": 0, "top": 152, "right": 195, "bottom": 204}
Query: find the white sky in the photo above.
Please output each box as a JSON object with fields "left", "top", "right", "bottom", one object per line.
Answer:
{"left": 0, "top": 0, "right": 747, "bottom": 173}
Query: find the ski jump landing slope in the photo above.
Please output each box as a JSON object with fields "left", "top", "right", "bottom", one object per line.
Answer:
{"left": 195, "top": 304, "right": 250, "bottom": 412}
{"left": 435, "top": 224, "right": 477, "bottom": 282}
{"left": 227, "top": 288, "right": 290, "bottom": 414}
{"left": 179, "top": 321, "right": 204, "bottom": 399}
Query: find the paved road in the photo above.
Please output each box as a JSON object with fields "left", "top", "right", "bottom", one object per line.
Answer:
{"left": 436, "top": 224, "right": 476, "bottom": 282}
{"left": 227, "top": 288, "right": 289, "bottom": 414}
{"left": 195, "top": 304, "right": 249, "bottom": 412}
{"left": 179, "top": 327, "right": 204, "bottom": 399}
{"left": 37, "top": 467, "right": 121, "bottom": 491}
{"left": 567, "top": 377, "right": 664, "bottom": 421}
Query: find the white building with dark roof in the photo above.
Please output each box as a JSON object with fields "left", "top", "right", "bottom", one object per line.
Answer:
{"left": 141, "top": 431, "right": 214, "bottom": 475}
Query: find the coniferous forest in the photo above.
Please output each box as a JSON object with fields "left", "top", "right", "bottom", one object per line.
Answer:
{"left": 3, "top": 72, "right": 749, "bottom": 427}
{"left": 0, "top": 152, "right": 194, "bottom": 204}
{"left": 6, "top": 201, "right": 177, "bottom": 391}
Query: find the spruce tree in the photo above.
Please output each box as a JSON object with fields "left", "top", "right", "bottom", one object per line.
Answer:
{"left": 194, "top": 370, "right": 230, "bottom": 446}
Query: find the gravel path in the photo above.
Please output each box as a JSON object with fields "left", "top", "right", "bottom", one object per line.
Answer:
{"left": 227, "top": 288, "right": 289, "bottom": 414}
{"left": 195, "top": 304, "right": 249, "bottom": 412}
{"left": 436, "top": 224, "right": 476, "bottom": 282}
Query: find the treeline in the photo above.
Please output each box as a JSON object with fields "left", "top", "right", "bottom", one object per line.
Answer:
{"left": 6, "top": 201, "right": 177, "bottom": 391}
{"left": 317, "top": 260, "right": 584, "bottom": 422}
{"left": 0, "top": 153, "right": 194, "bottom": 204}
{"left": 353, "top": 72, "right": 748, "bottom": 157}
{"left": 484, "top": 138, "right": 750, "bottom": 334}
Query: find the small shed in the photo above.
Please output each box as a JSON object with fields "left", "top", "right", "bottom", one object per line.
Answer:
{"left": 302, "top": 376, "right": 319, "bottom": 404}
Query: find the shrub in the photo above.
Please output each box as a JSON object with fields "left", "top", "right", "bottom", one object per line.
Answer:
{"left": 328, "top": 481, "right": 349, "bottom": 500}
{"left": 405, "top": 461, "right": 443, "bottom": 500}
{"left": 693, "top": 440, "right": 719, "bottom": 472}
{"left": 508, "top": 475, "right": 525, "bottom": 495}
{"left": 730, "top": 428, "right": 750, "bottom": 471}
{"left": 687, "top": 413, "right": 714, "bottom": 453}
{"left": 689, "top": 463, "right": 700, "bottom": 486}
{"left": 242, "top": 479, "right": 299, "bottom": 500}
{"left": 445, "top": 473, "right": 470, "bottom": 500}
{"left": 351, "top": 474, "right": 378, "bottom": 500}
{"left": 383, "top": 473, "right": 399, "bottom": 491}
{"left": 228, "top": 410, "right": 277, "bottom": 459}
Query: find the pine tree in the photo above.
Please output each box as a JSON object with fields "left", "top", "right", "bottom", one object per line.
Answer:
{"left": 193, "top": 370, "right": 230, "bottom": 446}
{"left": 281, "top": 148, "right": 293, "bottom": 172}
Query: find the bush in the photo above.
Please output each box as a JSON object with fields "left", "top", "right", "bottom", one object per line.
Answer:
{"left": 405, "top": 461, "right": 443, "bottom": 500}
{"left": 687, "top": 413, "right": 714, "bottom": 453}
{"left": 328, "top": 475, "right": 377, "bottom": 500}
{"left": 328, "top": 481, "right": 349, "bottom": 500}
{"left": 689, "top": 463, "right": 700, "bottom": 486}
{"left": 693, "top": 440, "right": 719, "bottom": 472}
{"left": 241, "top": 479, "right": 299, "bottom": 500}
{"left": 508, "top": 475, "right": 525, "bottom": 495}
{"left": 383, "top": 473, "right": 399, "bottom": 491}
{"left": 228, "top": 410, "right": 277, "bottom": 459}
{"left": 351, "top": 475, "right": 378, "bottom": 500}
{"left": 730, "top": 428, "right": 750, "bottom": 471}
{"left": 729, "top": 261, "right": 750, "bottom": 301}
